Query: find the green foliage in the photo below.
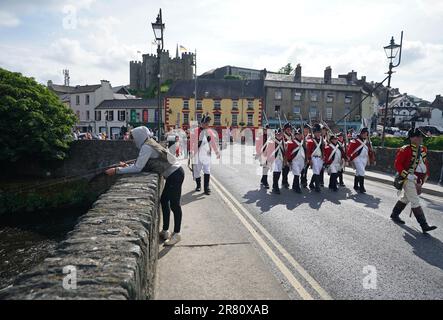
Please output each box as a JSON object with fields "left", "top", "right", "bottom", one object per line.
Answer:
{"left": 371, "top": 135, "right": 443, "bottom": 151}
{"left": 129, "top": 79, "right": 173, "bottom": 98}
{"left": 278, "top": 63, "right": 294, "bottom": 75}
{"left": 224, "top": 75, "right": 244, "bottom": 80}
{"left": 0, "top": 68, "right": 77, "bottom": 163}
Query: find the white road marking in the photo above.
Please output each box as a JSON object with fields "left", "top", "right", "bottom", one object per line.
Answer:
{"left": 211, "top": 176, "right": 333, "bottom": 300}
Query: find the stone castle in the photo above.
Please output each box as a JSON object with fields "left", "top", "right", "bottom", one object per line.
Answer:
{"left": 129, "top": 49, "right": 195, "bottom": 91}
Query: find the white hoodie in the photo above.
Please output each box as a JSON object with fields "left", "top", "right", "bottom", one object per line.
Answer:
{"left": 117, "top": 126, "right": 181, "bottom": 178}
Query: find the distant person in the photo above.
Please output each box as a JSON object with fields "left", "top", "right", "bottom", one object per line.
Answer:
{"left": 105, "top": 126, "right": 184, "bottom": 246}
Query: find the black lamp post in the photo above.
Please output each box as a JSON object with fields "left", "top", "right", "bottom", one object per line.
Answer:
{"left": 152, "top": 9, "right": 165, "bottom": 141}
{"left": 381, "top": 32, "right": 403, "bottom": 147}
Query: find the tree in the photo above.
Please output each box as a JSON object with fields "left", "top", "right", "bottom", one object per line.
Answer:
{"left": 0, "top": 68, "right": 77, "bottom": 163}
{"left": 278, "top": 63, "right": 294, "bottom": 75}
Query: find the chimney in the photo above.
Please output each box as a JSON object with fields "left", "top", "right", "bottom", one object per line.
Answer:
{"left": 47, "top": 80, "right": 53, "bottom": 88}
{"left": 324, "top": 66, "right": 332, "bottom": 84}
{"left": 294, "top": 64, "right": 301, "bottom": 82}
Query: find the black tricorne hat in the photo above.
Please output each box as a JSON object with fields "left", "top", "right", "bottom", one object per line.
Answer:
{"left": 313, "top": 123, "right": 322, "bottom": 133}
{"left": 283, "top": 122, "right": 292, "bottom": 130}
{"left": 408, "top": 128, "right": 428, "bottom": 138}
{"left": 201, "top": 114, "right": 211, "bottom": 124}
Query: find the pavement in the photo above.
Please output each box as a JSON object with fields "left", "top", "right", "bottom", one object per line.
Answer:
{"left": 154, "top": 161, "right": 289, "bottom": 300}
{"left": 155, "top": 144, "right": 443, "bottom": 300}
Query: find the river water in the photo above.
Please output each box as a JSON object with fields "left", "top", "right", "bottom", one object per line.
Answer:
{"left": 0, "top": 207, "right": 88, "bottom": 290}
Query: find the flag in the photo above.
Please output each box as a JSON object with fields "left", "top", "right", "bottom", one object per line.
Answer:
{"left": 180, "top": 45, "right": 188, "bottom": 52}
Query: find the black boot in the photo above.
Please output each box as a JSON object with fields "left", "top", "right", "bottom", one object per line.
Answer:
{"left": 309, "top": 175, "right": 315, "bottom": 190}
{"left": 301, "top": 168, "right": 308, "bottom": 188}
{"left": 412, "top": 207, "right": 437, "bottom": 233}
{"left": 282, "top": 166, "right": 290, "bottom": 188}
{"left": 390, "top": 201, "right": 407, "bottom": 224}
{"left": 272, "top": 172, "right": 281, "bottom": 194}
{"left": 320, "top": 169, "right": 325, "bottom": 187}
{"left": 353, "top": 176, "right": 359, "bottom": 191}
{"left": 338, "top": 170, "right": 345, "bottom": 187}
{"left": 204, "top": 174, "right": 211, "bottom": 195}
{"left": 292, "top": 175, "right": 301, "bottom": 193}
{"left": 314, "top": 174, "right": 321, "bottom": 192}
{"left": 261, "top": 175, "right": 269, "bottom": 189}
{"left": 359, "top": 176, "right": 366, "bottom": 193}
{"left": 195, "top": 177, "right": 201, "bottom": 192}
{"left": 329, "top": 173, "right": 338, "bottom": 192}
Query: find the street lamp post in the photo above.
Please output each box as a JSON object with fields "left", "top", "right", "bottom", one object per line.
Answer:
{"left": 152, "top": 9, "right": 165, "bottom": 141}
{"left": 381, "top": 32, "right": 403, "bottom": 147}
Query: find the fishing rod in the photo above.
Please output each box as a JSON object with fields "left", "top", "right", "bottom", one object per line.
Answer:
{"left": 3, "top": 159, "right": 137, "bottom": 195}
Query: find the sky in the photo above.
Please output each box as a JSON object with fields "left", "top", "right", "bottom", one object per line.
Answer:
{"left": 0, "top": 0, "right": 442, "bottom": 101}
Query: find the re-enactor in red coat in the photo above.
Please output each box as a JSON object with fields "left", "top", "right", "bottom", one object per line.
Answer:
{"left": 390, "top": 128, "right": 437, "bottom": 233}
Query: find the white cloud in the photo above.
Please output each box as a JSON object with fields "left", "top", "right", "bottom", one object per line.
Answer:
{"left": 0, "top": 11, "right": 20, "bottom": 27}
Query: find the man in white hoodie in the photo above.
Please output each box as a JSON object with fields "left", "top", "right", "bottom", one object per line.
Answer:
{"left": 105, "top": 126, "right": 184, "bottom": 246}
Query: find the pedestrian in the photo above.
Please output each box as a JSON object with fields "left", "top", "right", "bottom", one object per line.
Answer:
{"left": 105, "top": 126, "right": 185, "bottom": 246}
{"left": 306, "top": 124, "right": 325, "bottom": 192}
{"left": 285, "top": 128, "right": 305, "bottom": 193}
{"left": 324, "top": 134, "right": 345, "bottom": 192}
{"left": 281, "top": 123, "right": 293, "bottom": 189}
{"left": 347, "top": 127, "right": 373, "bottom": 193}
{"left": 255, "top": 124, "right": 271, "bottom": 189}
{"left": 190, "top": 114, "right": 220, "bottom": 195}
{"left": 271, "top": 128, "right": 285, "bottom": 194}
{"left": 390, "top": 128, "right": 437, "bottom": 233}
{"left": 337, "top": 132, "right": 347, "bottom": 187}
{"left": 300, "top": 124, "right": 312, "bottom": 188}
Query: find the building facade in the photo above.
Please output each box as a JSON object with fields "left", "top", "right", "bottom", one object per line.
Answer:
{"left": 95, "top": 99, "right": 162, "bottom": 139}
{"left": 264, "top": 65, "right": 364, "bottom": 130}
{"left": 416, "top": 94, "right": 443, "bottom": 129}
{"left": 200, "top": 65, "right": 266, "bottom": 80}
{"left": 165, "top": 79, "right": 264, "bottom": 136}
{"left": 130, "top": 50, "right": 194, "bottom": 91}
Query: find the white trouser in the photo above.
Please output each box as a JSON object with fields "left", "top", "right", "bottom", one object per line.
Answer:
{"left": 273, "top": 158, "right": 283, "bottom": 173}
{"left": 399, "top": 180, "right": 421, "bottom": 209}
{"left": 328, "top": 162, "right": 341, "bottom": 174}
{"left": 291, "top": 158, "right": 305, "bottom": 176}
{"left": 353, "top": 156, "right": 368, "bottom": 176}
{"left": 262, "top": 166, "right": 270, "bottom": 175}
{"left": 193, "top": 162, "right": 210, "bottom": 179}
{"left": 311, "top": 157, "right": 324, "bottom": 175}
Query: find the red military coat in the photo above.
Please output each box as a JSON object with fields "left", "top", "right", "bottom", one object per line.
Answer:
{"left": 395, "top": 144, "right": 430, "bottom": 179}
{"left": 346, "top": 138, "right": 371, "bottom": 161}
{"left": 306, "top": 137, "right": 324, "bottom": 161}
{"left": 324, "top": 143, "right": 345, "bottom": 165}
{"left": 285, "top": 139, "right": 305, "bottom": 162}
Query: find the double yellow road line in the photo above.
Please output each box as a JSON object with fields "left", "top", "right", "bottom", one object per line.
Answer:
{"left": 211, "top": 176, "right": 333, "bottom": 301}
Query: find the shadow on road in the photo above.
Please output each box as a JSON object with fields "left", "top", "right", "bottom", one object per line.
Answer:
{"left": 400, "top": 224, "right": 443, "bottom": 271}
{"left": 181, "top": 190, "right": 207, "bottom": 206}
{"left": 347, "top": 192, "right": 382, "bottom": 209}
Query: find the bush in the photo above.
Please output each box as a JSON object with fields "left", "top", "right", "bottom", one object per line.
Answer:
{"left": 0, "top": 68, "right": 77, "bottom": 163}
{"left": 371, "top": 136, "right": 443, "bottom": 151}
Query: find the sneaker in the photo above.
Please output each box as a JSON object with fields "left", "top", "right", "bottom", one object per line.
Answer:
{"left": 159, "top": 230, "right": 170, "bottom": 240}
{"left": 164, "top": 233, "right": 181, "bottom": 246}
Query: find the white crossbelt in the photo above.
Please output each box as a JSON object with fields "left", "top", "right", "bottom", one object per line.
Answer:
{"left": 350, "top": 139, "right": 366, "bottom": 158}
{"left": 327, "top": 144, "right": 339, "bottom": 162}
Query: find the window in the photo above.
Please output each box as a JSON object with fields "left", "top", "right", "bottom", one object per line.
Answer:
{"left": 326, "top": 93, "right": 334, "bottom": 103}
{"left": 309, "top": 107, "right": 317, "bottom": 118}
{"left": 310, "top": 92, "right": 318, "bottom": 102}
{"left": 196, "top": 113, "right": 202, "bottom": 123}
{"left": 176, "top": 113, "right": 180, "bottom": 127}
{"left": 106, "top": 110, "right": 114, "bottom": 121}
{"left": 247, "top": 114, "right": 253, "bottom": 126}
{"left": 76, "top": 95, "right": 80, "bottom": 105}
{"left": 275, "top": 90, "right": 282, "bottom": 100}
{"left": 293, "top": 106, "right": 301, "bottom": 114}
{"left": 86, "top": 110, "right": 90, "bottom": 121}
{"left": 345, "top": 95, "right": 353, "bottom": 104}
{"left": 86, "top": 95, "right": 90, "bottom": 105}
{"left": 214, "top": 100, "right": 221, "bottom": 110}
{"left": 275, "top": 105, "right": 280, "bottom": 113}
{"left": 95, "top": 111, "right": 101, "bottom": 121}
{"left": 294, "top": 91, "right": 302, "bottom": 101}
{"left": 197, "top": 100, "right": 202, "bottom": 110}
{"left": 326, "top": 107, "right": 333, "bottom": 120}
{"left": 232, "top": 114, "right": 238, "bottom": 126}
{"left": 232, "top": 100, "right": 239, "bottom": 110}
{"left": 183, "top": 100, "right": 189, "bottom": 109}
{"left": 118, "top": 110, "right": 126, "bottom": 121}
{"left": 214, "top": 113, "right": 221, "bottom": 125}
{"left": 183, "top": 113, "right": 189, "bottom": 125}
{"left": 247, "top": 100, "right": 254, "bottom": 110}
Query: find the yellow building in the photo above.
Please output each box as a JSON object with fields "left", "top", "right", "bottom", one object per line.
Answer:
{"left": 165, "top": 79, "right": 264, "bottom": 135}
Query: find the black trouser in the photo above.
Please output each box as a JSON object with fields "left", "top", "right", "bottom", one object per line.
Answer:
{"left": 301, "top": 164, "right": 308, "bottom": 186}
{"left": 161, "top": 167, "right": 185, "bottom": 233}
